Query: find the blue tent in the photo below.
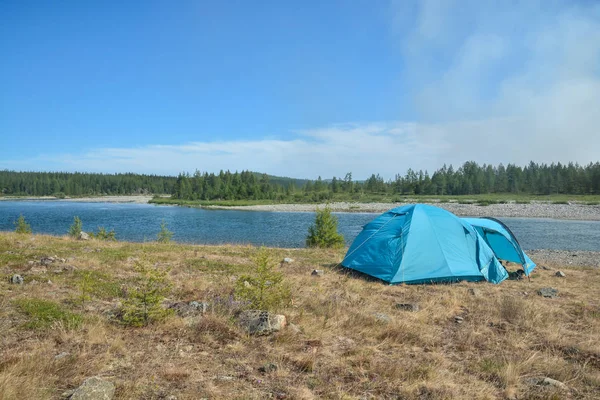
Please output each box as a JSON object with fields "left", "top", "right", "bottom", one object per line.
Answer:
{"left": 341, "top": 204, "right": 509, "bottom": 284}
{"left": 462, "top": 217, "right": 536, "bottom": 275}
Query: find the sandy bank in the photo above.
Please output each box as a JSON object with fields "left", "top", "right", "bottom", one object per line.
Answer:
{"left": 204, "top": 201, "right": 600, "bottom": 221}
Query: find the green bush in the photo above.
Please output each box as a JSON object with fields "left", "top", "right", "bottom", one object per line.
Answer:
{"left": 306, "top": 204, "right": 345, "bottom": 248}
{"left": 69, "top": 216, "right": 83, "bottom": 238}
{"left": 14, "top": 214, "right": 32, "bottom": 234}
{"left": 120, "top": 262, "right": 173, "bottom": 327}
{"left": 157, "top": 220, "right": 173, "bottom": 243}
{"left": 234, "top": 247, "right": 291, "bottom": 311}
{"left": 15, "top": 298, "right": 82, "bottom": 330}
{"left": 89, "top": 226, "right": 116, "bottom": 241}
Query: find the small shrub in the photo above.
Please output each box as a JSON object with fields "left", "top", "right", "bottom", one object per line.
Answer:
{"left": 89, "top": 226, "right": 116, "bottom": 241}
{"left": 15, "top": 298, "right": 82, "bottom": 330}
{"left": 120, "top": 262, "right": 173, "bottom": 327}
{"left": 306, "top": 204, "right": 345, "bottom": 248}
{"left": 77, "top": 271, "right": 93, "bottom": 309}
{"left": 157, "top": 220, "right": 173, "bottom": 243}
{"left": 68, "top": 216, "right": 83, "bottom": 238}
{"left": 14, "top": 214, "right": 32, "bottom": 234}
{"left": 234, "top": 247, "right": 291, "bottom": 311}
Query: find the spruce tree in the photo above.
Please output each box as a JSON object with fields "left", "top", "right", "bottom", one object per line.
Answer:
{"left": 306, "top": 204, "right": 345, "bottom": 248}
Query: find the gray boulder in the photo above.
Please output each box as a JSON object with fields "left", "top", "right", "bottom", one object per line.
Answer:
{"left": 395, "top": 303, "right": 419, "bottom": 312}
{"left": 168, "top": 301, "right": 209, "bottom": 317}
{"left": 555, "top": 271, "right": 566, "bottom": 278}
{"left": 311, "top": 269, "right": 324, "bottom": 277}
{"left": 538, "top": 287, "right": 559, "bottom": 298}
{"left": 69, "top": 377, "right": 115, "bottom": 400}
{"left": 10, "top": 274, "right": 24, "bottom": 285}
{"left": 238, "top": 310, "right": 286, "bottom": 335}
{"left": 78, "top": 232, "right": 90, "bottom": 241}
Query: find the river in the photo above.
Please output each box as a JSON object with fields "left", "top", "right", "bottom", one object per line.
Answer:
{"left": 1, "top": 201, "right": 599, "bottom": 251}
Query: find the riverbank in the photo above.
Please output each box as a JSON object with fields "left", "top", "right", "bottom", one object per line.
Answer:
{"left": 1, "top": 233, "right": 599, "bottom": 399}
{"left": 204, "top": 200, "right": 600, "bottom": 220}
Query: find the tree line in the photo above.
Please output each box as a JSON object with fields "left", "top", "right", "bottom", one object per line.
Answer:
{"left": 2, "top": 161, "right": 600, "bottom": 200}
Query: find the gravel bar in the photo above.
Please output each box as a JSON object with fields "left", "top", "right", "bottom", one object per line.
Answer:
{"left": 205, "top": 201, "right": 600, "bottom": 221}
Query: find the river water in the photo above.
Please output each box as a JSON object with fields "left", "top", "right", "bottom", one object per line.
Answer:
{"left": 1, "top": 201, "right": 599, "bottom": 251}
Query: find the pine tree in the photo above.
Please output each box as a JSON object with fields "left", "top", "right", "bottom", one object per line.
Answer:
{"left": 306, "top": 204, "right": 345, "bottom": 248}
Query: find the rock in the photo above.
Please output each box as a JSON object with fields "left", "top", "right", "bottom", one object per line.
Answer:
{"left": 168, "top": 301, "right": 209, "bottom": 317}
{"left": 27, "top": 260, "right": 35, "bottom": 266}
{"left": 281, "top": 257, "right": 294, "bottom": 265}
{"left": 238, "top": 310, "right": 286, "bottom": 335}
{"left": 55, "top": 352, "right": 70, "bottom": 360}
{"left": 59, "top": 258, "right": 66, "bottom": 263}
{"left": 540, "top": 377, "right": 568, "bottom": 390}
{"left": 395, "top": 303, "right": 419, "bottom": 312}
{"left": 555, "top": 271, "right": 566, "bottom": 278}
{"left": 311, "top": 269, "right": 324, "bottom": 277}
{"left": 40, "top": 256, "right": 54, "bottom": 265}
{"left": 374, "top": 313, "right": 391, "bottom": 324}
{"left": 61, "top": 389, "right": 76, "bottom": 398}
{"left": 467, "top": 288, "right": 480, "bottom": 296}
{"left": 78, "top": 232, "right": 90, "bottom": 241}
{"left": 454, "top": 316, "right": 464, "bottom": 324}
{"left": 243, "top": 280, "right": 252, "bottom": 288}
{"left": 70, "top": 376, "right": 115, "bottom": 400}
{"left": 258, "top": 362, "right": 278, "bottom": 373}
{"left": 508, "top": 269, "right": 525, "bottom": 280}
{"left": 541, "top": 265, "right": 552, "bottom": 270}
{"left": 10, "top": 274, "right": 23, "bottom": 285}
{"left": 538, "top": 287, "right": 559, "bottom": 298}
{"left": 47, "top": 280, "right": 53, "bottom": 285}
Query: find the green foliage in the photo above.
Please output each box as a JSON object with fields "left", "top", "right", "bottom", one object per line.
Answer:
{"left": 77, "top": 271, "right": 93, "bottom": 309}
{"left": 234, "top": 247, "right": 291, "bottom": 311}
{"left": 120, "top": 262, "right": 173, "bottom": 327}
{"left": 306, "top": 205, "right": 345, "bottom": 248}
{"left": 157, "top": 220, "right": 173, "bottom": 243}
{"left": 15, "top": 298, "right": 82, "bottom": 330}
{"left": 69, "top": 216, "right": 83, "bottom": 238}
{"left": 89, "top": 226, "right": 116, "bottom": 241}
{"left": 14, "top": 214, "right": 32, "bottom": 234}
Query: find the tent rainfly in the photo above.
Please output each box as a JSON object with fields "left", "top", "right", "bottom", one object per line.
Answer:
{"left": 341, "top": 204, "right": 534, "bottom": 284}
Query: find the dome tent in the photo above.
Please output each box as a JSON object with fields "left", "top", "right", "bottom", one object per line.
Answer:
{"left": 341, "top": 204, "right": 509, "bottom": 284}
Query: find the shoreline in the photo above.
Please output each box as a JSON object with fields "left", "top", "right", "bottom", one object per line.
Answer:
{"left": 0, "top": 195, "right": 154, "bottom": 204}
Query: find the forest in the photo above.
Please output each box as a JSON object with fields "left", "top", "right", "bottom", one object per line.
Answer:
{"left": 1, "top": 161, "right": 599, "bottom": 201}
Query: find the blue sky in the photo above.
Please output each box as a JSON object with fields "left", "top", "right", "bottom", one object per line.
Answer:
{"left": 1, "top": 0, "right": 599, "bottom": 179}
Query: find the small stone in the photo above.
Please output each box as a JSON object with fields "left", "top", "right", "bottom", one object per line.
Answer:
{"left": 238, "top": 310, "right": 286, "bottom": 335}
{"left": 10, "top": 274, "right": 24, "bottom": 285}
{"left": 454, "top": 316, "right": 464, "bottom": 323}
{"left": 47, "top": 280, "right": 53, "bottom": 285}
{"left": 555, "top": 271, "right": 566, "bottom": 278}
{"left": 541, "top": 266, "right": 552, "bottom": 270}
{"left": 78, "top": 232, "right": 90, "bottom": 241}
{"left": 70, "top": 376, "right": 115, "bottom": 400}
{"left": 538, "top": 287, "right": 559, "bottom": 298}
{"left": 467, "top": 288, "right": 480, "bottom": 296}
{"left": 311, "top": 269, "right": 324, "bottom": 277}
{"left": 540, "top": 377, "right": 568, "bottom": 391}
{"left": 243, "top": 280, "right": 252, "bottom": 288}
{"left": 281, "top": 257, "right": 294, "bottom": 264}
{"left": 258, "top": 362, "right": 278, "bottom": 373}
{"left": 27, "top": 260, "right": 35, "bottom": 265}
{"left": 54, "top": 352, "right": 70, "bottom": 360}
{"left": 395, "top": 303, "right": 419, "bottom": 312}
{"left": 216, "top": 375, "right": 235, "bottom": 381}
{"left": 374, "top": 313, "right": 391, "bottom": 324}
{"left": 188, "top": 301, "right": 209, "bottom": 314}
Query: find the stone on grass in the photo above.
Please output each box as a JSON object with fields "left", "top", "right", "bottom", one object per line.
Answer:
{"left": 395, "top": 303, "right": 419, "bottom": 312}
{"left": 374, "top": 313, "right": 391, "bottom": 324}
{"left": 238, "top": 310, "right": 286, "bottom": 335}
{"left": 54, "top": 352, "right": 70, "bottom": 360}
{"left": 311, "top": 269, "right": 324, "bottom": 277}
{"left": 555, "top": 271, "right": 566, "bottom": 278}
{"left": 538, "top": 287, "right": 559, "bottom": 298}
{"left": 10, "top": 274, "right": 24, "bottom": 285}
{"left": 169, "top": 301, "right": 209, "bottom": 317}
{"left": 258, "top": 362, "right": 278, "bottom": 373}
{"left": 78, "top": 232, "right": 90, "bottom": 241}
{"left": 454, "top": 316, "right": 464, "bottom": 324}
{"left": 70, "top": 376, "right": 115, "bottom": 400}
{"left": 540, "top": 377, "right": 568, "bottom": 391}
{"left": 281, "top": 257, "right": 294, "bottom": 265}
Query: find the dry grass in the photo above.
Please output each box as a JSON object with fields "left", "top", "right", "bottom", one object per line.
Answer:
{"left": 1, "top": 232, "right": 599, "bottom": 399}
